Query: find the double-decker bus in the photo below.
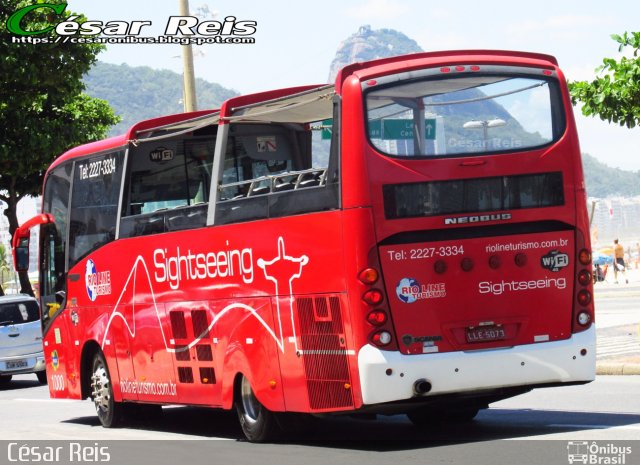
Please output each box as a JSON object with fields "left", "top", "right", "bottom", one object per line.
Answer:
{"left": 13, "top": 50, "right": 595, "bottom": 441}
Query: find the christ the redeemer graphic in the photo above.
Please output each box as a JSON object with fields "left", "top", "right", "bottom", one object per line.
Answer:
{"left": 257, "top": 237, "right": 309, "bottom": 353}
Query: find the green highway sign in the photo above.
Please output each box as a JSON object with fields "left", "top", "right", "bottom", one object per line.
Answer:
{"left": 321, "top": 119, "right": 333, "bottom": 140}
{"left": 369, "top": 119, "right": 436, "bottom": 140}
{"left": 323, "top": 118, "right": 437, "bottom": 140}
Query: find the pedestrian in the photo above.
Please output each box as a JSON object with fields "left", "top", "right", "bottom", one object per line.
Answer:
{"left": 613, "top": 239, "right": 628, "bottom": 284}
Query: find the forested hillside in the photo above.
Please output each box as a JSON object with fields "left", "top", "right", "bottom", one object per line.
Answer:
{"left": 582, "top": 153, "right": 640, "bottom": 197}
{"left": 84, "top": 62, "right": 238, "bottom": 136}
{"left": 82, "top": 36, "right": 640, "bottom": 199}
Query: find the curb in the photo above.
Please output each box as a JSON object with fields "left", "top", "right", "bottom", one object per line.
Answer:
{"left": 596, "top": 362, "right": 640, "bottom": 375}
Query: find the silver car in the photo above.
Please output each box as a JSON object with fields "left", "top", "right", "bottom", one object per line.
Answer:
{"left": 0, "top": 295, "right": 46, "bottom": 384}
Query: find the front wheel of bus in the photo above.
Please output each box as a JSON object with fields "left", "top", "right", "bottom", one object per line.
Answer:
{"left": 91, "top": 352, "right": 123, "bottom": 428}
{"left": 235, "top": 375, "right": 279, "bottom": 442}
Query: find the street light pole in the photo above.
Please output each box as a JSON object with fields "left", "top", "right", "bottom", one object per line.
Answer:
{"left": 179, "top": 0, "right": 198, "bottom": 112}
{"left": 463, "top": 118, "right": 506, "bottom": 150}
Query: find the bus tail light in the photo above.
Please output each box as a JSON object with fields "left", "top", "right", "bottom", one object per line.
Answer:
{"left": 362, "top": 289, "right": 384, "bottom": 305}
{"left": 371, "top": 331, "right": 392, "bottom": 347}
{"left": 577, "top": 312, "right": 591, "bottom": 326}
{"left": 578, "top": 249, "right": 591, "bottom": 265}
{"left": 366, "top": 310, "right": 387, "bottom": 326}
{"left": 358, "top": 268, "right": 379, "bottom": 284}
{"left": 578, "top": 269, "right": 592, "bottom": 286}
{"left": 577, "top": 290, "right": 592, "bottom": 306}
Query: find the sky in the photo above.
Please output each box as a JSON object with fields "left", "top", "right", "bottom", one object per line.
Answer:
{"left": 58, "top": 0, "right": 639, "bottom": 171}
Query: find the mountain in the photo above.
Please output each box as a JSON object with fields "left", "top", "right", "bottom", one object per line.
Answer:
{"left": 83, "top": 62, "right": 238, "bottom": 136}
{"left": 582, "top": 153, "right": 640, "bottom": 198}
{"left": 329, "top": 26, "right": 640, "bottom": 197}
{"left": 328, "top": 25, "right": 422, "bottom": 82}
{"left": 80, "top": 34, "right": 639, "bottom": 199}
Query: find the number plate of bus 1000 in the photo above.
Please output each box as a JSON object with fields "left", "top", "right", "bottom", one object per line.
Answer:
{"left": 465, "top": 325, "right": 506, "bottom": 343}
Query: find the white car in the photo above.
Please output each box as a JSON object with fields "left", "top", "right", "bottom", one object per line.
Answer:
{"left": 0, "top": 295, "right": 46, "bottom": 384}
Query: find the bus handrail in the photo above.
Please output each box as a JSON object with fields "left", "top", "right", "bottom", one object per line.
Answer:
{"left": 218, "top": 168, "right": 326, "bottom": 200}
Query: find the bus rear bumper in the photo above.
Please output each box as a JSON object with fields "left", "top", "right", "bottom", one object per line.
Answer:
{"left": 357, "top": 325, "right": 596, "bottom": 406}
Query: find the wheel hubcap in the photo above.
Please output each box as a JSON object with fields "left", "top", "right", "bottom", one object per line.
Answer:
{"left": 91, "top": 362, "right": 111, "bottom": 413}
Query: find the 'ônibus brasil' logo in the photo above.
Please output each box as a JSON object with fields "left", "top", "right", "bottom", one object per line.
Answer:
{"left": 85, "top": 259, "right": 112, "bottom": 302}
{"left": 396, "top": 278, "right": 446, "bottom": 303}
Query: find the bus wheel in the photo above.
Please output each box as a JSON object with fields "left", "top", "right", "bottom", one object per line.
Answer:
{"left": 235, "top": 375, "right": 279, "bottom": 442}
{"left": 36, "top": 371, "right": 48, "bottom": 384}
{"left": 91, "top": 352, "right": 123, "bottom": 428}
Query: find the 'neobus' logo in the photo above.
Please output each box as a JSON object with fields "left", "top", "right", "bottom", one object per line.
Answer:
{"left": 444, "top": 213, "right": 512, "bottom": 225}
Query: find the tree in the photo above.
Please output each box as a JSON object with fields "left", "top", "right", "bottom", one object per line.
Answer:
{"left": 568, "top": 32, "right": 640, "bottom": 129}
{"left": 0, "top": 1, "right": 119, "bottom": 295}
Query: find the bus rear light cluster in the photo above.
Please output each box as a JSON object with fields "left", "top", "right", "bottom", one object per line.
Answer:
{"left": 359, "top": 267, "right": 397, "bottom": 350}
{"left": 574, "top": 235, "right": 594, "bottom": 331}
{"left": 488, "top": 255, "right": 502, "bottom": 269}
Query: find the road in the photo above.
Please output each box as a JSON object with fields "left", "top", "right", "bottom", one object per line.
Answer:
{"left": 0, "top": 293, "right": 638, "bottom": 465}
{"left": 1, "top": 376, "right": 639, "bottom": 464}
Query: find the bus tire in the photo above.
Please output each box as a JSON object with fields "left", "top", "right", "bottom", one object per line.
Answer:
{"left": 91, "top": 351, "right": 124, "bottom": 428}
{"left": 235, "top": 375, "right": 279, "bottom": 442}
{"left": 36, "top": 371, "right": 48, "bottom": 384}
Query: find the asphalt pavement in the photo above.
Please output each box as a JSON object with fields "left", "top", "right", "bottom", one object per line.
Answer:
{"left": 594, "top": 266, "right": 640, "bottom": 375}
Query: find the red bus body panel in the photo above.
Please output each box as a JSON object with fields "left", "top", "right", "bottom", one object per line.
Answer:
{"left": 37, "top": 50, "right": 594, "bottom": 419}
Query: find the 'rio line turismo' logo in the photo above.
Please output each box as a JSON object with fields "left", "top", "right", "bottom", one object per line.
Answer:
{"left": 85, "top": 259, "right": 112, "bottom": 302}
{"left": 396, "top": 278, "right": 446, "bottom": 303}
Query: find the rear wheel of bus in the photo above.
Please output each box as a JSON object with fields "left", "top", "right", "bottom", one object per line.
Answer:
{"left": 235, "top": 374, "right": 279, "bottom": 442}
{"left": 91, "top": 351, "right": 124, "bottom": 428}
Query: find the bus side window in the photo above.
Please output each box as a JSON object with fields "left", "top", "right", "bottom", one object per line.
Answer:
{"left": 68, "top": 151, "right": 124, "bottom": 267}
{"left": 120, "top": 137, "right": 215, "bottom": 238}
{"left": 215, "top": 121, "right": 338, "bottom": 225}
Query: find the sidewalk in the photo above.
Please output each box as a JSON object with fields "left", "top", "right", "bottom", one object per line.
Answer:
{"left": 594, "top": 267, "right": 640, "bottom": 375}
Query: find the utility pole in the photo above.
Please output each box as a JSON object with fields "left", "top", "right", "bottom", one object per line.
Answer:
{"left": 178, "top": 0, "right": 197, "bottom": 112}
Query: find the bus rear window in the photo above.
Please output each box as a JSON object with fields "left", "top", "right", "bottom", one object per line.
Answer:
{"left": 383, "top": 172, "right": 564, "bottom": 219}
{"left": 365, "top": 73, "right": 564, "bottom": 157}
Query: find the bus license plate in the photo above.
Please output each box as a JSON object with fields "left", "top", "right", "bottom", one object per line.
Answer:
{"left": 466, "top": 326, "right": 505, "bottom": 343}
{"left": 6, "top": 360, "right": 28, "bottom": 370}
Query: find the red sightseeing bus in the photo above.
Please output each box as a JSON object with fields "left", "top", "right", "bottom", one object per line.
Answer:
{"left": 13, "top": 50, "right": 595, "bottom": 441}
